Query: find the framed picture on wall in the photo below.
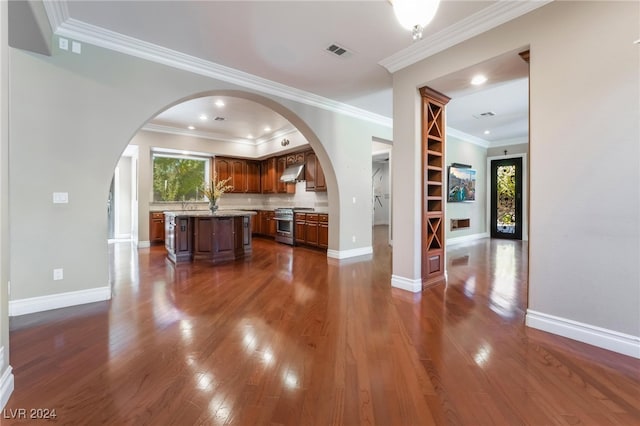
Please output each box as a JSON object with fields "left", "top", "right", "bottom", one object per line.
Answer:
{"left": 448, "top": 166, "right": 476, "bottom": 202}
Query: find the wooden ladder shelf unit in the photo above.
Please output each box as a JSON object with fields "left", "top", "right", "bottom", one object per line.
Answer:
{"left": 420, "top": 86, "right": 450, "bottom": 288}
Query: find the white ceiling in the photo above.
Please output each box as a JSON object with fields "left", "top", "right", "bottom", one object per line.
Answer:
{"left": 53, "top": 1, "right": 539, "bottom": 146}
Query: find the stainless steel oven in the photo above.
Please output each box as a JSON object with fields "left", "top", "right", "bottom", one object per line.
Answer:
{"left": 274, "top": 208, "right": 294, "bottom": 245}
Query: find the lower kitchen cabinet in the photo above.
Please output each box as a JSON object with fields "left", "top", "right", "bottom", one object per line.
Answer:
{"left": 253, "top": 210, "right": 276, "bottom": 238}
{"left": 318, "top": 214, "right": 328, "bottom": 248}
{"left": 294, "top": 212, "right": 328, "bottom": 249}
{"left": 150, "top": 212, "right": 165, "bottom": 244}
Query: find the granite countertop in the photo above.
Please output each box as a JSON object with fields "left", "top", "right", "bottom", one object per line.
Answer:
{"left": 164, "top": 210, "right": 257, "bottom": 217}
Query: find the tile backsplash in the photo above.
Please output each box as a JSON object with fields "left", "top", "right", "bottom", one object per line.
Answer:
{"left": 150, "top": 182, "right": 328, "bottom": 211}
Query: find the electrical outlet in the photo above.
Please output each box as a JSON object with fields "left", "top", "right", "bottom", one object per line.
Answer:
{"left": 59, "top": 38, "right": 68, "bottom": 50}
{"left": 352, "top": 197, "right": 356, "bottom": 204}
{"left": 352, "top": 235, "right": 356, "bottom": 243}
{"left": 72, "top": 41, "right": 82, "bottom": 54}
{"left": 53, "top": 268, "right": 63, "bottom": 281}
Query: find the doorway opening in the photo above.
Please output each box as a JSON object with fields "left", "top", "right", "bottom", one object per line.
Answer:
{"left": 490, "top": 156, "right": 523, "bottom": 239}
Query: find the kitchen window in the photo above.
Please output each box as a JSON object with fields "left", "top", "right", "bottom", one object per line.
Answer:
{"left": 152, "top": 153, "right": 210, "bottom": 202}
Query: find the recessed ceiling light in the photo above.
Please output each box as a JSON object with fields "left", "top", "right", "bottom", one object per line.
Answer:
{"left": 484, "top": 130, "right": 491, "bottom": 135}
{"left": 264, "top": 126, "right": 271, "bottom": 132}
{"left": 247, "top": 134, "right": 254, "bottom": 139}
{"left": 215, "top": 100, "right": 225, "bottom": 107}
{"left": 471, "top": 74, "right": 488, "bottom": 85}
{"left": 188, "top": 126, "right": 195, "bottom": 130}
{"left": 199, "top": 114, "right": 208, "bottom": 120}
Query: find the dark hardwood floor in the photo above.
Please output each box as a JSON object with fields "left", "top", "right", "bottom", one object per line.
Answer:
{"left": 5, "top": 226, "right": 640, "bottom": 425}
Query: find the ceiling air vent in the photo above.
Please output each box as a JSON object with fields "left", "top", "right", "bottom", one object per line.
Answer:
{"left": 326, "top": 43, "right": 351, "bottom": 58}
{"left": 473, "top": 111, "right": 496, "bottom": 119}
{"left": 214, "top": 116, "right": 225, "bottom": 121}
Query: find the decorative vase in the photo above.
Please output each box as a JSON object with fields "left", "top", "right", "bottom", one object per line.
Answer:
{"left": 209, "top": 201, "right": 218, "bottom": 213}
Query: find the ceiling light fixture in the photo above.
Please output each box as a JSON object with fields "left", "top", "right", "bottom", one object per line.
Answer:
{"left": 484, "top": 130, "right": 491, "bottom": 135}
{"left": 391, "top": 0, "right": 440, "bottom": 41}
{"left": 215, "top": 100, "right": 225, "bottom": 107}
{"left": 264, "top": 126, "right": 271, "bottom": 132}
{"left": 188, "top": 126, "right": 195, "bottom": 130}
{"left": 247, "top": 134, "right": 254, "bottom": 139}
{"left": 471, "top": 75, "right": 488, "bottom": 85}
{"left": 199, "top": 114, "right": 208, "bottom": 120}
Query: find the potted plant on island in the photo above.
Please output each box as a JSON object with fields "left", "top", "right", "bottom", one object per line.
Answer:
{"left": 203, "top": 172, "right": 233, "bottom": 213}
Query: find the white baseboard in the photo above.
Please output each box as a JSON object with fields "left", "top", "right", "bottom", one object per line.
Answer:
{"left": 137, "top": 240, "right": 151, "bottom": 248}
{"left": 114, "top": 233, "right": 131, "bottom": 239}
{"left": 0, "top": 364, "right": 14, "bottom": 410}
{"left": 446, "top": 232, "right": 489, "bottom": 246}
{"left": 9, "top": 286, "right": 112, "bottom": 317}
{"left": 391, "top": 275, "right": 422, "bottom": 293}
{"left": 526, "top": 310, "right": 640, "bottom": 359}
{"left": 327, "top": 246, "right": 373, "bottom": 260}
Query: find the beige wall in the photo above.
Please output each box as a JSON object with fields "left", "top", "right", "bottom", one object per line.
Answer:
{"left": 392, "top": 1, "right": 640, "bottom": 344}
{"left": 0, "top": 0, "right": 13, "bottom": 406}
{"left": 8, "top": 36, "right": 391, "bottom": 303}
{"left": 445, "top": 136, "right": 487, "bottom": 241}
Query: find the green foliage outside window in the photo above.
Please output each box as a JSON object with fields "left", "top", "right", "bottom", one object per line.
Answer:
{"left": 153, "top": 155, "right": 208, "bottom": 202}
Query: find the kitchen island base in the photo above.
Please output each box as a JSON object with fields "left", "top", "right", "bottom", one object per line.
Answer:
{"left": 164, "top": 211, "right": 255, "bottom": 264}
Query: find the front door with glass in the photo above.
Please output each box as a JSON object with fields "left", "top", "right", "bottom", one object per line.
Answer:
{"left": 490, "top": 157, "right": 523, "bottom": 240}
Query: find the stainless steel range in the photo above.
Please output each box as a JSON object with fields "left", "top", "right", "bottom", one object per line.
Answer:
{"left": 274, "top": 207, "right": 315, "bottom": 245}
{"left": 274, "top": 208, "right": 294, "bottom": 245}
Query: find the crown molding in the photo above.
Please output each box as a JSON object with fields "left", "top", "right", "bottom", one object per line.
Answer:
{"left": 487, "top": 136, "right": 529, "bottom": 148}
{"left": 42, "top": 0, "right": 70, "bottom": 33}
{"left": 447, "top": 127, "right": 490, "bottom": 148}
{"left": 141, "top": 123, "right": 299, "bottom": 148}
{"left": 142, "top": 123, "right": 256, "bottom": 146}
{"left": 54, "top": 18, "right": 392, "bottom": 128}
{"left": 380, "top": 0, "right": 553, "bottom": 73}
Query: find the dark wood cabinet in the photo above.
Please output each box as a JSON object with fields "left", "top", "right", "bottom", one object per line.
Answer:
{"left": 305, "top": 151, "right": 326, "bottom": 192}
{"left": 165, "top": 214, "right": 192, "bottom": 263}
{"left": 286, "top": 152, "right": 306, "bottom": 166}
{"left": 231, "top": 159, "right": 245, "bottom": 193}
{"left": 295, "top": 213, "right": 306, "bottom": 245}
{"left": 215, "top": 157, "right": 233, "bottom": 186}
{"left": 261, "top": 158, "right": 276, "bottom": 194}
{"left": 276, "top": 156, "right": 287, "bottom": 193}
{"left": 165, "top": 213, "right": 251, "bottom": 264}
{"left": 318, "top": 214, "right": 328, "bottom": 248}
{"left": 294, "top": 212, "right": 327, "bottom": 249}
{"left": 246, "top": 160, "right": 261, "bottom": 193}
{"left": 305, "top": 213, "right": 319, "bottom": 246}
{"left": 150, "top": 212, "right": 165, "bottom": 244}
{"left": 216, "top": 157, "right": 261, "bottom": 194}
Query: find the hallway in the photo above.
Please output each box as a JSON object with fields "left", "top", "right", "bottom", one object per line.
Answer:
{"left": 5, "top": 229, "right": 639, "bottom": 424}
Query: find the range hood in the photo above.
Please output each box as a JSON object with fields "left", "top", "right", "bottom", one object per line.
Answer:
{"left": 280, "top": 164, "right": 305, "bottom": 182}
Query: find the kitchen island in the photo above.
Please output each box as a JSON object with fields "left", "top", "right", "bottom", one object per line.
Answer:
{"left": 164, "top": 210, "right": 256, "bottom": 264}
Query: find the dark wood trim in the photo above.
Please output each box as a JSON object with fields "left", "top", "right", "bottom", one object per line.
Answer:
{"left": 519, "top": 49, "right": 530, "bottom": 63}
{"left": 418, "top": 86, "right": 451, "bottom": 105}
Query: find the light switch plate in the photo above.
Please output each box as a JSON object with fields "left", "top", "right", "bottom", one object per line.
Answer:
{"left": 53, "top": 192, "right": 69, "bottom": 204}
{"left": 59, "top": 38, "right": 68, "bottom": 50}
{"left": 72, "top": 41, "right": 82, "bottom": 54}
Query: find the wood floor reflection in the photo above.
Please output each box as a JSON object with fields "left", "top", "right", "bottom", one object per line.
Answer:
{"left": 6, "top": 226, "right": 640, "bottom": 425}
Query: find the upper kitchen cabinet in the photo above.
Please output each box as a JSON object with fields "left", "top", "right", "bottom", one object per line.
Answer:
{"left": 246, "top": 160, "right": 261, "bottom": 193}
{"left": 215, "top": 157, "right": 261, "bottom": 194}
{"left": 261, "top": 157, "right": 276, "bottom": 194}
{"left": 262, "top": 156, "right": 294, "bottom": 194}
{"left": 305, "top": 151, "right": 326, "bottom": 192}
{"left": 286, "top": 152, "right": 306, "bottom": 166}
